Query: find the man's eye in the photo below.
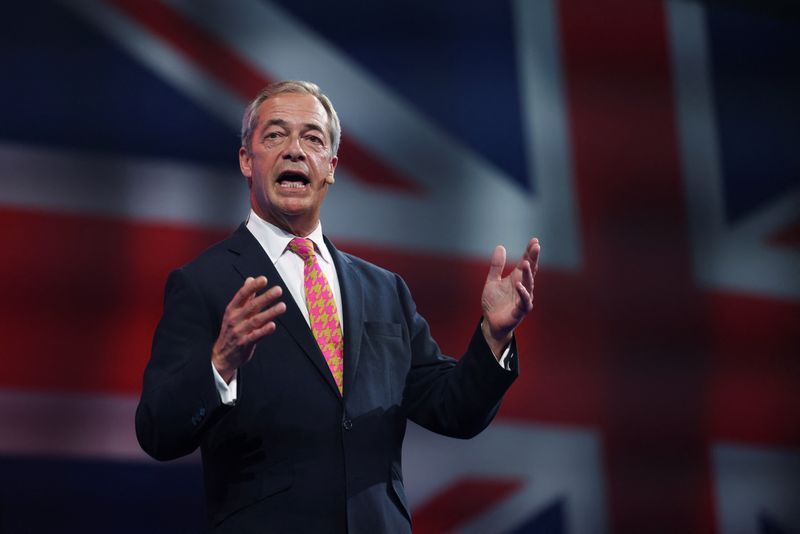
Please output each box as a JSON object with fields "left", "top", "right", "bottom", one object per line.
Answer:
{"left": 265, "top": 132, "right": 281, "bottom": 140}
{"left": 305, "top": 135, "right": 323, "bottom": 145}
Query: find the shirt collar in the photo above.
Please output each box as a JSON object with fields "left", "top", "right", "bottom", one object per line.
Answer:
{"left": 245, "top": 209, "right": 332, "bottom": 265}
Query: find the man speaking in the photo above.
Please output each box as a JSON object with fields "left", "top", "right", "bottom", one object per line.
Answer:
{"left": 136, "top": 80, "right": 540, "bottom": 533}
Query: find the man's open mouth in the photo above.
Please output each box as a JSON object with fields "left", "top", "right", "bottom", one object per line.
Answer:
{"left": 277, "top": 171, "right": 310, "bottom": 188}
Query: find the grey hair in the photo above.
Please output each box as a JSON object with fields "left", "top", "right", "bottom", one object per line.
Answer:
{"left": 240, "top": 80, "right": 341, "bottom": 156}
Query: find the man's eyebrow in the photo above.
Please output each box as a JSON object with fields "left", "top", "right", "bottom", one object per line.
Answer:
{"left": 262, "top": 119, "right": 325, "bottom": 136}
{"left": 303, "top": 123, "right": 326, "bottom": 136}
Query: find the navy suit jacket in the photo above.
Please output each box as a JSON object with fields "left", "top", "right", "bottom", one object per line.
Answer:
{"left": 136, "top": 223, "right": 518, "bottom": 533}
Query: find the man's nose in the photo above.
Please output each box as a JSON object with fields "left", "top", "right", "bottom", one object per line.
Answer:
{"left": 282, "top": 135, "right": 306, "bottom": 161}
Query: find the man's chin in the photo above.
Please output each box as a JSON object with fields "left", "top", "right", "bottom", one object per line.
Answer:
{"left": 273, "top": 201, "right": 319, "bottom": 223}
{"left": 277, "top": 200, "right": 311, "bottom": 214}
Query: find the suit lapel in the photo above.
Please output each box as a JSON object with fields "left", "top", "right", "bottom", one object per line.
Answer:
{"left": 325, "top": 237, "right": 363, "bottom": 401}
{"left": 228, "top": 224, "right": 342, "bottom": 400}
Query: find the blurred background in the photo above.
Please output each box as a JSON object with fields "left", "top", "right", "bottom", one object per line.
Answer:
{"left": 1, "top": 0, "right": 798, "bottom": 532}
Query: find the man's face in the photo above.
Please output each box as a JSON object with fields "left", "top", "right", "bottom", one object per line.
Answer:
{"left": 239, "top": 92, "right": 337, "bottom": 234}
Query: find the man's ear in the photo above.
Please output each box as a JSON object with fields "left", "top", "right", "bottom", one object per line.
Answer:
{"left": 328, "top": 155, "right": 338, "bottom": 182}
{"left": 239, "top": 146, "right": 253, "bottom": 187}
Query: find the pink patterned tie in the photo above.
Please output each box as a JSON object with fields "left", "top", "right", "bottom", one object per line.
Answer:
{"left": 288, "top": 238, "right": 344, "bottom": 394}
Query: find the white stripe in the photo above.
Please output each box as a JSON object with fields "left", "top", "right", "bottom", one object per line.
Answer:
{"left": 712, "top": 442, "right": 800, "bottom": 533}
{"left": 667, "top": 1, "right": 800, "bottom": 300}
{"left": 2, "top": 385, "right": 606, "bottom": 532}
{"left": 62, "top": 0, "right": 579, "bottom": 266}
{"left": 513, "top": 0, "right": 582, "bottom": 269}
{"left": 0, "top": 142, "right": 248, "bottom": 228}
{"left": 0, "top": 389, "right": 193, "bottom": 462}
{"left": 159, "top": 0, "right": 503, "bottom": 194}
{"left": 64, "top": 0, "right": 245, "bottom": 130}
{"left": 403, "top": 421, "right": 608, "bottom": 533}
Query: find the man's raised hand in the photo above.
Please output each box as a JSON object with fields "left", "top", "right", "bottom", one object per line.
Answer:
{"left": 481, "top": 238, "right": 540, "bottom": 356}
{"left": 212, "top": 276, "right": 287, "bottom": 383}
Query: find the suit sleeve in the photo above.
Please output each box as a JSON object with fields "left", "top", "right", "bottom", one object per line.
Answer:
{"left": 396, "top": 275, "right": 518, "bottom": 439}
{"left": 135, "top": 268, "right": 228, "bottom": 461}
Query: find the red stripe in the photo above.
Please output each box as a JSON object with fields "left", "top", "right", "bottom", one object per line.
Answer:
{"left": 558, "top": 1, "right": 714, "bottom": 531}
{"left": 105, "top": 0, "right": 422, "bottom": 194}
{"left": 0, "top": 207, "right": 226, "bottom": 395}
{"left": 411, "top": 477, "right": 522, "bottom": 533}
{"left": 3, "top": 206, "right": 797, "bottom": 441}
{"left": 706, "top": 292, "right": 800, "bottom": 445}
{"left": 0, "top": 206, "right": 625, "bottom": 431}
{"left": 0, "top": 207, "right": 516, "bottom": 396}
{"left": 107, "top": 0, "right": 263, "bottom": 106}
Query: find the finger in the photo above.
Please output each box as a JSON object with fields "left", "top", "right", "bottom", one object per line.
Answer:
{"left": 229, "top": 276, "right": 267, "bottom": 308}
{"left": 237, "top": 300, "right": 286, "bottom": 345}
{"left": 526, "top": 238, "right": 541, "bottom": 275}
{"left": 253, "top": 275, "right": 268, "bottom": 291}
{"left": 245, "top": 319, "right": 278, "bottom": 344}
{"left": 516, "top": 281, "right": 534, "bottom": 314}
{"left": 520, "top": 259, "right": 534, "bottom": 291}
{"left": 241, "top": 284, "right": 282, "bottom": 318}
{"left": 249, "top": 301, "right": 287, "bottom": 328}
{"left": 486, "top": 245, "right": 507, "bottom": 281}
{"left": 237, "top": 286, "right": 261, "bottom": 319}
{"left": 249, "top": 284, "right": 284, "bottom": 313}
{"left": 228, "top": 276, "right": 254, "bottom": 309}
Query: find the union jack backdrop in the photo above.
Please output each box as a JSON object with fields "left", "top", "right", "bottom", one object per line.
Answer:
{"left": 1, "top": 1, "right": 798, "bottom": 533}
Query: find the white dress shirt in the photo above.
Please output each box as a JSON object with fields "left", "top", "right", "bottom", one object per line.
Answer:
{"left": 244, "top": 210, "right": 344, "bottom": 328}
{"left": 213, "top": 210, "right": 343, "bottom": 404}
{"left": 213, "top": 210, "right": 512, "bottom": 404}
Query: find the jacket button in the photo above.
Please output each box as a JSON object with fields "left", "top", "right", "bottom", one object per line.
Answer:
{"left": 191, "top": 407, "right": 206, "bottom": 427}
{"left": 342, "top": 418, "right": 353, "bottom": 431}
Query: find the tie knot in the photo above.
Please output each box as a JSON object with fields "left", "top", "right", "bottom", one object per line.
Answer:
{"left": 288, "top": 237, "right": 315, "bottom": 261}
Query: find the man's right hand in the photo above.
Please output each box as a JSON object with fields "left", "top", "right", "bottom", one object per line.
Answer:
{"left": 212, "top": 276, "right": 287, "bottom": 383}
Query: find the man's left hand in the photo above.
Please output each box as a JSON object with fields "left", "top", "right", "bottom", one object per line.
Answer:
{"left": 481, "top": 238, "right": 540, "bottom": 356}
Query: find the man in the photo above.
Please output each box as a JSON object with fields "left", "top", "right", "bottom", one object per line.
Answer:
{"left": 136, "top": 80, "right": 540, "bottom": 533}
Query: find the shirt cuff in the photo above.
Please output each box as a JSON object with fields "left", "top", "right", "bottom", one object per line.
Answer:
{"left": 496, "top": 343, "right": 515, "bottom": 371}
{"left": 481, "top": 319, "right": 515, "bottom": 371}
{"left": 212, "top": 363, "right": 238, "bottom": 405}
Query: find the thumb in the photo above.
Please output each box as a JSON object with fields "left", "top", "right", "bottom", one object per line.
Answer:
{"left": 486, "top": 245, "right": 506, "bottom": 281}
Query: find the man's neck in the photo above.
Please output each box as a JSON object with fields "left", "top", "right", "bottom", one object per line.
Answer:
{"left": 249, "top": 208, "right": 320, "bottom": 239}
{"left": 253, "top": 207, "right": 319, "bottom": 237}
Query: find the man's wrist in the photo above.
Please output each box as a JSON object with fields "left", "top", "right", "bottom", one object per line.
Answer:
{"left": 211, "top": 348, "right": 236, "bottom": 384}
{"left": 211, "top": 362, "right": 238, "bottom": 405}
{"left": 481, "top": 320, "right": 513, "bottom": 361}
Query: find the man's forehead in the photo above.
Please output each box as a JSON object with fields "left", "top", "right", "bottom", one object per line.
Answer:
{"left": 256, "top": 93, "right": 328, "bottom": 128}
